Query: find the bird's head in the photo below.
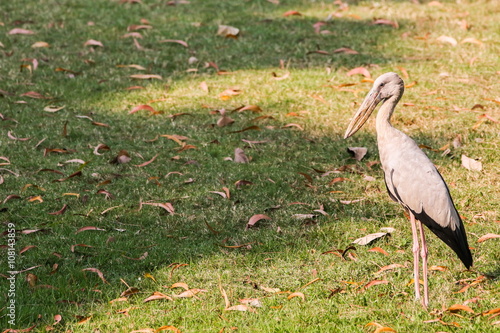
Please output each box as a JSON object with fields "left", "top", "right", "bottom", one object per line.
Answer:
{"left": 344, "top": 72, "right": 404, "bottom": 139}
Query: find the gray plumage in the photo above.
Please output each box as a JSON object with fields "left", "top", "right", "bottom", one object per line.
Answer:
{"left": 344, "top": 72, "right": 472, "bottom": 306}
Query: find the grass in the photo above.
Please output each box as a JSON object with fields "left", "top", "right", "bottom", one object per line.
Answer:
{"left": 1, "top": 0, "right": 499, "bottom": 331}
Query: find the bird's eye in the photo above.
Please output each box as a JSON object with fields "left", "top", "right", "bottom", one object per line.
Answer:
{"left": 380, "top": 83, "right": 385, "bottom": 87}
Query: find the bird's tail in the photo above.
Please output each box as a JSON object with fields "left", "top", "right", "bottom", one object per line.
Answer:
{"left": 415, "top": 210, "right": 473, "bottom": 269}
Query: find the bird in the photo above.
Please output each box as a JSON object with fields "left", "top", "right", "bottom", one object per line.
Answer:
{"left": 344, "top": 72, "right": 472, "bottom": 307}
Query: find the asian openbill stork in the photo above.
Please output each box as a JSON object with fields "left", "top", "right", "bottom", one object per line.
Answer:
{"left": 344, "top": 72, "right": 472, "bottom": 307}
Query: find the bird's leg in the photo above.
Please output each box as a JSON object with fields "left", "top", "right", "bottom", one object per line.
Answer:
{"left": 418, "top": 220, "right": 429, "bottom": 308}
{"left": 409, "top": 211, "right": 421, "bottom": 301}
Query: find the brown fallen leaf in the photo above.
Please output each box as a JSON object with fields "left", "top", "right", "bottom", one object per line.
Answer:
{"left": 375, "top": 263, "right": 405, "bottom": 274}
{"left": 282, "top": 123, "right": 304, "bottom": 130}
{"left": 372, "top": 18, "right": 399, "bottom": 28}
{"left": 171, "top": 282, "right": 190, "bottom": 290}
{"left": 283, "top": 10, "right": 302, "bottom": 17}
{"left": 19, "top": 245, "right": 37, "bottom": 255}
{"left": 143, "top": 291, "right": 173, "bottom": 303}
{"left": 447, "top": 304, "right": 474, "bottom": 313}
{"left": 70, "top": 244, "right": 93, "bottom": 252}
{"left": 83, "top": 39, "right": 103, "bottom": 47}
{"left": 364, "top": 279, "right": 389, "bottom": 289}
{"left": 134, "top": 154, "right": 158, "bottom": 167}
{"left": 75, "top": 226, "right": 105, "bottom": 233}
{"left": 82, "top": 267, "right": 108, "bottom": 284}
{"left": 154, "top": 326, "right": 181, "bottom": 333}
{"left": 287, "top": 292, "right": 305, "bottom": 300}
{"left": 174, "top": 288, "right": 207, "bottom": 298}
{"left": 130, "top": 74, "right": 162, "bottom": 80}
{"left": 246, "top": 214, "right": 271, "bottom": 230}
{"left": 230, "top": 125, "right": 260, "bottom": 134}
{"left": 333, "top": 47, "right": 358, "bottom": 54}
{"left": 141, "top": 202, "right": 175, "bottom": 214}
{"left": 347, "top": 67, "right": 371, "bottom": 78}
{"left": 477, "top": 233, "right": 500, "bottom": 243}
{"left": 368, "top": 247, "right": 389, "bottom": 256}
{"left": 7, "top": 131, "right": 31, "bottom": 141}
{"left": 48, "top": 204, "right": 68, "bottom": 215}
{"left": 234, "top": 105, "right": 262, "bottom": 113}
{"left": 21, "top": 91, "right": 51, "bottom": 99}
{"left": 129, "top": 104, "right": 156, "bottom": 114}
{"left": 9, "top": 28, "right": 35, "bottom": 35}
{"left": 159, "top": 39, "right": 188, "bottom": 47}
{"left": 234, "top": 148, "right": 249, "bottom": 163}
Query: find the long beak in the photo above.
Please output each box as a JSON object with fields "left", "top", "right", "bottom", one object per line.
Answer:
{"left": 344, "top": 89, "right": 382, "bottom": 139}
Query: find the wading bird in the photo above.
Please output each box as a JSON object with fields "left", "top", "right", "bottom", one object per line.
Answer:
{"left": 344, "top": 72, "right": 472, "bottom": 307}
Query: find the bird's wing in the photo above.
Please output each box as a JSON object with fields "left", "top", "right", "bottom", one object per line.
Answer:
{"left": 380, "top": 131, "right": 472, "bottom": 268}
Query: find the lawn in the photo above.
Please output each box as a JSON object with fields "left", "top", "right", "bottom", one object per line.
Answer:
{"left": 1, "top": 0, "right": 499, "bottom": 332}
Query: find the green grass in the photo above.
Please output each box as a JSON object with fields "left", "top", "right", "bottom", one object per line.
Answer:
{"left": 1, "top": 0, "right": 499, "bottom": 331}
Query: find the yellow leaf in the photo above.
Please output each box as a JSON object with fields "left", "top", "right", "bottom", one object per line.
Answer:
{"left": 144, "top": 273, "right": 156, "bottom": 282}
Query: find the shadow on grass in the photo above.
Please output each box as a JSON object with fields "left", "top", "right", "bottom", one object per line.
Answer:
{"left": 1, "top": 0, "right": 484, "bottom": 329}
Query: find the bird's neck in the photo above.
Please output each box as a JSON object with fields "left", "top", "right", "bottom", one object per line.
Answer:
{"left": 376, "top": 95, "right": 400, "bottom": 141}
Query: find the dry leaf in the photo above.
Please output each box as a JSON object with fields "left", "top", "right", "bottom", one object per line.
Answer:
{"left": 234, "top": 148, "right": 249, "bottom": 163}
{"left": 83, "top": 39, "right": 104, "bottom": 47}
{"left": 171, "top": 282, "right": 189, "bottom": 290}
{"left": 368, "top": 247, "right": 389, "bottom": 256}
{"left": 48, "top": 204, "right": 68, "bottom": 215}
{"left": 461, "top": 154, "right": 482, "bottom": 171}
{"left": 461, "top": 37, "right": 483, "bottom": 45}
{"left": 75, "top": 226, "right": 105, "bottom": 233}
{"left": 333, "top": 47, "right": 358, "bottom": 54}
{"left": 174, "top": 288, "right": 207, "bottom": 298}
{"left": 134, "top": 154, "right": 158, "bottom": 167}
{"left": 129, "top": 104, "right": 156, "bottom": 114}
{"left": 9, "top": 28, "right": 35, "bottom": 35}
{"left": 437, "top": 35, "right": 458, "bottom": 46}
{"left": 364, "top": 279, "right": 389, "bottom": 289}
{"left": 226, "top": 304, "right": 256, "bottom": 312}
{"left": 217, "top": 25, "right": 240, "bottom": 38}
{"left": 287, "top": 292, "right": 305, "bottom": 300}
{"left": 82, "top": 268, "right": 108, "bottom": 284}
{"left": 155, "top": 326, "right": 181, "bottom": 333}
{"left": 477, "top": 233, "right": 500, "bottom": 243}
{"left": 44, "top": 105, "right": 65, "bottom": 112}
{"left": 283, "top": 10, "right": 302, "bottom": 17}
{"left": 130, "top": 74, "right": 162, "bottom": 80}
{"left": 159, "top": 39, "right": 189, "bottom": 47}
{"left": 447, "top": 304, "right": 474, "bottom": 313}
{"left": 32, "top": 41, "right": 49, "bottom": 48}
{"left": 375, "top": 263, "right": 405, "bottom": 274}
{"left": 372, "top": 19, "right": 399, "bottom": 28}
{"left": 347, "top": 147, "right": 367, "bottom": 161}
{"left": 144, "top": 291, "right": 173, "bottom": 303}
{"left": 347, "top": 67, "right": 371, "bottom": 78}
{"left": 246, "top": 214, "right": 271, "bottom": 229}
{"left": 353, "top": 231, "right": 391, "bottom": 246}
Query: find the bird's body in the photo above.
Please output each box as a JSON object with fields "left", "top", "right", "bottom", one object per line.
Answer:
{"left": 344, "top": 72, "right": 472, "bottom": 307}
